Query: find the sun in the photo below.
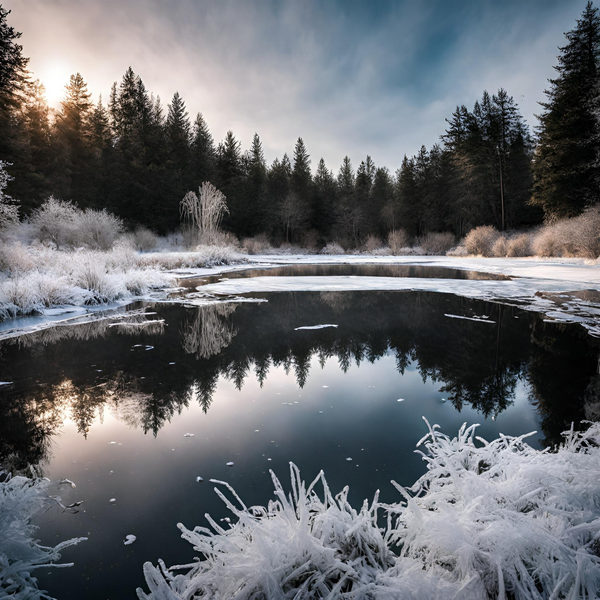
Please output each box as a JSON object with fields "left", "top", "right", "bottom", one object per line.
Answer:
{"left": 40, "top": 63, "right": 72, "bottom": 106}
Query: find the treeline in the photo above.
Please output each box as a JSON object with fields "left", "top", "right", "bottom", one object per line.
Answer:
{"left": 1, "top": 3, "right": 599, "bottom": 245}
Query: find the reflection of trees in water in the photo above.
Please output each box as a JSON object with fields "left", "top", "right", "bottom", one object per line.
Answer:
{"left": 3, "top": 309, "right": 164, "bottom": 349}
{"left": 181, "top": 304, "right": 237, "bottom": 359}
{"left": 2, "top": 291, "right": 599, "bottom": 469}
{"left": 526, "top": 319, "right": 600, "bottom": 446}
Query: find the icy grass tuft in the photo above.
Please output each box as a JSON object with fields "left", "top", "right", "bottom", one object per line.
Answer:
{"left": 0, "top": 471, "right": 86, "bottom": 599}
{"left": 0, "top": 243, "right": 242, "bottom": 319}
{"left": 138, "top": 421, "right": 600, "bottom": 600}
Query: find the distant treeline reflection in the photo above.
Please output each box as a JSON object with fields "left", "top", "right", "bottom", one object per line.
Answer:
{"left": 1, "top": 291, "right": 598, "bottom": 470}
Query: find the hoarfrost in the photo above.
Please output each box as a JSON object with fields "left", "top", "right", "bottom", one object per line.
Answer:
{"left": 137, "top": 421, "right": 600, "bottom": 600}
{"left": 0, "top": 471, "right": 86, "bottom": 598}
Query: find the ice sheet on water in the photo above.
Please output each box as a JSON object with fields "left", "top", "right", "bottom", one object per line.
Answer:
{"left": 444, "top": 313, "right": 496, "bottom": 323}
{"left": 294, "top": 324, "right": 339, "bottom": 330}
{"left": 183, "top": 433, "right": 194, "bottom": 438}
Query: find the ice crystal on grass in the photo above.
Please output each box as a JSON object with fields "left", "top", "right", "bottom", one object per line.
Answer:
{"left": 138, "top": 421, "right": 600, "bottom": 600}
{"left": 0, "top": 471, "right": 86, "bottom": 599}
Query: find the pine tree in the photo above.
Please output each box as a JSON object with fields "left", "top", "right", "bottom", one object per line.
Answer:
{"left": 311, "top": 157, "right": 336, "bottom": 238}
{"left": 244, "top": 133, "right": 267, "bottom": 235}
{"left": 190, "top": 112, "right": 216, "bottom": 185}
{"left": 53, "top": 72, "right": 93, "bottom": 203}
{"left": 216, "top": 130, "right": 243, "bottom": 232}
{"left": 533, "top": 1, "right": 600, "bottom": 219}
{"left": 290, "top": 137, "right": 312, "bottom": 235}
{"left": 0, "top": 5, "right": 28, "bottom": 113}
{"left": 165, "top": 91, "right": 190, "bottom": 169}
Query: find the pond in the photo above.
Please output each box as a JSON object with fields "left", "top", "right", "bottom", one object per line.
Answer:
{"left": 1, "top": 265, "right": 599, "bottom": 599}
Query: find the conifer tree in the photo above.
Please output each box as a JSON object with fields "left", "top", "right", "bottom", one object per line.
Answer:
{"left": 533, "top": 1, "right": 600, "bottom": 219}
{"left": 244, "top": 133, "right": 267, "bottom": 235}
{"left": 191, "top": 112, "right": 216, "bottom": 185}
{"left": 53, "top": 72, "right": 94, "bottom": 203}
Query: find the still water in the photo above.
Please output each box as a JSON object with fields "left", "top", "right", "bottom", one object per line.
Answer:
{"left": 1, "top": 282, "right": 598, "bottom": 598}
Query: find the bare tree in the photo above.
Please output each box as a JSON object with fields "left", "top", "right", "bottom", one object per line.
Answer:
{"left": 181, "top": 303, "right": 237, "bottom": 360}
{"left": 278, "top": 192, "right": 308, "bottom": 243}
{"left": 180, "top": 182, "right": 229, "bottom": 245}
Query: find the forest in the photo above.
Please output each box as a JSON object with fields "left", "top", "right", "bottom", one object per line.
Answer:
{"left": 1, "top": 3, "right": 599, "bottom": 248}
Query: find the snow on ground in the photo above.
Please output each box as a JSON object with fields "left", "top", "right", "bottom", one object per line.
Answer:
{"left": 187, "top": 255, "right": 600, "bottom": 337}
{"left": 3, "top": 254, "right": 600, "bottom": 339}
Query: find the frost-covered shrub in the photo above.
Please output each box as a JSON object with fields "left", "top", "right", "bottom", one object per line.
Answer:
{"left": 419, "top": 232, "right": 455, "bottom": 255}
{"left": 446, "top": 244, "right": 468, "bottom": 257}
{"left": 492, "top": 235, "right": 508, "bottom": 257}
{"left": 31, "top": 198, "right": 124, "bottom": 250}
{"left": 362, "top": 234, "right": 384, "bottom": 253}
{"left": 464, "top": 225, "right": 500, "bottom": 257}
{"left": 300, "top": 229, "right": 320, "bottom": 252}
{"left": 320, "top": 241, "right": 345, "bottom": 255}
{"left": 139, "top": 421, "right": 600, "bottom": 600}
{"left": 241, "top": 233, "right": 272, "bottom": 255}
{"left": 76, "top": 208, "right": 124, "bottom": 250}
{"left": 128, "top": 226, "right": 159, "bottom": 252}
{"left": 0, "top": 471, "right": 86, "bottom": 598}
{"left": 388, "top": 229, "right": 409, "bottom": 254}
{"left": 506, "top": 233, "right": 532, "bottom": 257}
{"left": 30, "top": 197, "right": 79, "bottom": 248}
{"left": 532, "top": 226, "right": 560, "bottom": 257}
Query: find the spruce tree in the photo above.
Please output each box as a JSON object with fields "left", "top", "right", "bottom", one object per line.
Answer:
{"left": 53, "top": 72, "right": 93, "bottom": 203}
{"left": 245, "top": 133, "right": 267, "bottom": 235}
{"left": 191, "top": 112, "right": 216, "bottom": 185}
{"left": 533, "top": 1, "right": 600, "bottom": 219}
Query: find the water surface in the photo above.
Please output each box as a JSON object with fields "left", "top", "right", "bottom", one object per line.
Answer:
{"left": 1, "top": 287, "right": 598, "bottom": 599}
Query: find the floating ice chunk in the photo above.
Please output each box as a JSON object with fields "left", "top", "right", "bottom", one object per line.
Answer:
{"left": 254, "top": 430, "right": 260, "bottom": 432}
{"left": 169, "top": 362, "right": 176, "bottom": 365}
{"left": 346, "top": 457, "right": 352, "bottom": 461}
{"left": 109, "top": 498, "right": 116, "bottom": 503}
{"left": 322, "top": 385, "right": 329, "bottom": 388}
{"left": 440, "top": 398, "right": 447, "bottom": 403}
{"left": 444, "top": 313, "right": 496, "bottom": 324}
{"left": 267, "top": 458, "right": 272, "bottom": 461}
{"left": 196, "top": 477, "right": 204, "bottom": 482}
{"left": 109, "top": 441, "right": 117, "bottom": 445}
{"left": 60, "top": 478, "right": 76, "bottom": 488}
{"left": 0, "top": 381, "right": 13, "bottom": 386}
{"left": 294, "top": 324, "right": 338, "bottom": 331}
{"left": 397, "top": 398, "right": 405, "bottom": 402}
{"left": 184, "top": 433, "right": 194, "bottom": 438}
{"left": 124, "top": 534, "right": 136, "bottom": 546}
{"left": 318, "top": 411, "right": 323, "bottom": 414}
{"left": 145, "top": 346, "right": 154, "bottom": 350}
{"left": 109, "top": 470, "right": 114, "bottom": 474}
{"left": 133, "top": 344, "right": 143, "bottom": 347}
{"left": 226, "top": 462, "right": 234, "bottom": 467}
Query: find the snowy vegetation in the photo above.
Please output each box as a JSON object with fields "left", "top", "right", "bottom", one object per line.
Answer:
{"left": 138, "top": 421, "right": 600, "bottom": 600}
{"left": 0, "top": 471, "right": 86, "bottom": 598}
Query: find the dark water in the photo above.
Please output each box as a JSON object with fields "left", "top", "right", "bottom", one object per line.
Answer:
{"left": 1, "top": 287, "right": 599, "bottom": 599}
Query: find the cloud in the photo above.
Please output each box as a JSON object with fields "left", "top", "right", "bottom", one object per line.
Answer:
{"left": 7, "top": 0, "right": 586, "bottom": 172}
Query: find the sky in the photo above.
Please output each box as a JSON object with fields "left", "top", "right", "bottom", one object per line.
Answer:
{"left": 6, "top": 0, "right": 587, "bottom": 173}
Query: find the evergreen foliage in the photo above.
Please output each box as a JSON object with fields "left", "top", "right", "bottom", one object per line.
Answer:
{"left": 0, "top": 4, "right": 599, "bottom": 244}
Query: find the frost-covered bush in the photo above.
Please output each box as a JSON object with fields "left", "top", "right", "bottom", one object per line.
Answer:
{"left": 0, "top": 471, "right": 86, "bottom": 598}
{"left": 362, "top": 234, "right": 384, "bottom": 253}
{"left": 241, "top": 233, "right": 273, "bottom": 255}
{"left": 506, "top": 233, "right": 532, "bottom": 257}
{"left": 139, "top": 421, "right": 600, "bottom": 600}
{"left": 129, "top": 226, "right": 159, "bottom": 252}
{"left": 76, "top": 208, "right": 124, "bottom": 250}
{"left": 320, "top": 241, "right": 345, "bottom": 255}
{"left": 419, "top": 232, "right": 455, "bottom": 255}
{"left": 464, "top": 225, "right": 501, "bottom": 257}
{"left": 30, "top": 198, "right": 124, "bottom": 250}
{"left": 30, "top": 197, "right": 79, "bottom": 248}
{"left": 532, "top": 226, "right": 561, "bottom": 257}
{"left": 446, "top": 244, "right": 468, "bottom": 257}
{"left": 492, "top": 235, "right": 508, "bottom": 257}
{"left": 388, "top": 229, "right": 409, "bottom": 254}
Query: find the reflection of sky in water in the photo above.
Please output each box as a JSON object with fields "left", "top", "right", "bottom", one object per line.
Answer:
{"left": 35, "top": 357, "right": 541, "bottom": 599}
{"left": 0, "top": 289, "right": 594, "bottom": 599}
